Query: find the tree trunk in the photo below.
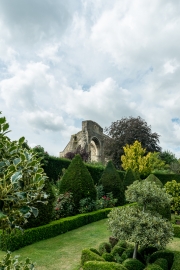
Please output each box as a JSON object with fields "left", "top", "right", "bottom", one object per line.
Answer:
{"left": 133, "top": 243, "right": 138, "bottom": 259}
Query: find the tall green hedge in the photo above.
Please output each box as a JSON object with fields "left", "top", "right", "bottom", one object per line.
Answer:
{"left": 99, "top": 161, "right": 125, "bottom": 206}
{"left": 60, "top": 155, "right": 97, "bottom": 211}
{"left": 153, "top": 173, "right": 180, "bottom": 185}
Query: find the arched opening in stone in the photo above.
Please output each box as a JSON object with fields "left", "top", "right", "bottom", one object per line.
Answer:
{"left": 90, "top": 137, "right": 101, "bottom": 162}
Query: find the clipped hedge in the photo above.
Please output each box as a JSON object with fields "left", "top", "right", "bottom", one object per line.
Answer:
{"left": 171, "top": 251, "right": 180, "bottom": 270}
{"left": 0, "top": 208, "right": 112, "bottom": 251}
{"left": 149, "top": 250, "right": 174, "bottom": 269}
{"left": 173, "top": 224, "right": 180, "bottom": 238}
{"left": 83, "top": 261, "right": 127, "bottom": 270}
{"left": 122, "top": 258, "right": 145, "bottom": 270}
{"left": 153, "top": 173, "right": 180, "bottom": 186}
{"left": 81, "top": 248, "right": 105, "bottom": 266}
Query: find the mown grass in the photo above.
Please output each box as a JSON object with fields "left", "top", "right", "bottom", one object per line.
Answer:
{"left": 0, "top": 219, "right": 179, "bottom": 270}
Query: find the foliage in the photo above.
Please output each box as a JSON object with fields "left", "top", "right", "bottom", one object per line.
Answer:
{"left": 153, "top": 258, "right": 168, "bottom": 270}
{"left": 125, "top": 180, "right": 171, "bottom": 213}
{"left": 122, "top": 258, "right": 145, "bottom": 270}
{"left": 169, "top": 161, "right": 180, "bottom": 174}
{"left": 104, "top": 116, "right": 161, "bottom": 168}
{"left": 99, "top": 160, "right": 125, "bottom": 206}
{"left": 111, "top": 246, "right": 125, "bottom": 257}
{"left": 123, "top": 168, "right": 136, "bottom": 189}
{"left": 164, "top": 180, "right": 180, "bottom": 214}
{"left": 0, "top": 251, "right": 35, "bottom": 270}
{"left": 153, "top": 173, "right": 180, "bottom": 185}
{"left": 86, "top": 163, "right": 104, "bottom": 185}
{"left": 1, "top": 207, "right": 112, "bottom": 251}
{"left": 32, "top": 145, "right": 49, "bottom": 166}
{"left": 98, "top": 242, "right": 111, "bottom": 255}
{"left": 0, "top": 113, "right": 47, "bottom": 232}
{"left": 109, "top": 236, "right": 118, "bottom": 248}
{"left": 102, "top": 252, "right": 114, "bottom": 262}
{"left": 159, "top": 150, "right": 177, "bottom": 165}
{"left": 54, "top": 192, "right": 75, "bottom": 219}
{"left": 79, "top": 197, "right": 96, "bottom": 213}
{"left": 60, "top": 154, "right": 97, "bottom": 212}
{"left": 65, "top": 145, "right": 89, "bottom": 162}
{"left": 23, "top": 180, "right": 55, "bottom": 228}
{"left": 96, "top": 192, "right": 118, "bottom": 210}
{"left": 108, "top": 206, "right": 174, "bottom": 259}
{"left": 121, "top": 141, "right": 165, "bottom": 177}
{"left": 149, "top": 250, "right": 174, "bottom": 269}
{"left": 145, "top": 174, "right": 163, "bottom": 188}
{"left": 83, "top": 260, "right": 127, "bottom": 270}
{"left": 144, "top": 264, "right": 163, "bottom": 270}
{"left": 81, "top": 248, "right": 105, "bottom": 266}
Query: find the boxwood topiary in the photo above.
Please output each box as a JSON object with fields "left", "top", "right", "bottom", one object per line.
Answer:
{"left": 83, "top": 261, "right": 128, "bottom": 270}
{"left": 139, "top": 246, "right": 158, "bottom": 263}
{"left": 123, "top": 168, "right": 136, "bottom": 189}
{"left": 154, "top": 258, "right": 168, "bottom": 270}
{"left": 144, "top": 264, "right": 163, "bottom": 270}
{"left": 116, "top": 240, "right": 128, "bottom": 249}
{"left": 121, "top": 248, "right": 134, "bottom": 261}
{"left": 145, "top": 174, "right": 163, "bottom": 188}
{"left": 81, "top": 248, "right": 105, "bottom": 266}
{"left": 99, "top": 242, "right": 112, "bottom": 255}
{"left": 102, "top": 252, "right": 114, "bottom": 262}
{"left": 60, "top": 154, "right": 97, "bottom": 212}
{"left": 89, "top": 248, "right": 101, "bottom": 256}
{"left": 99, "top": 160, "right": 125, "bottom": 206}
{"left": 149, "top": 250, "right": 174, "bottom": 269}
{"left": 122, "top": 258, "right": 145, "bottom": 270}
{"left": 111, "top": 246, "right": 125, "bottom": 257}
{"left": 109, "top": 236, "right": 119, "bottom": 248}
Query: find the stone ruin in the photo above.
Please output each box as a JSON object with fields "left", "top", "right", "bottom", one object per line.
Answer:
{"left": 59, "top": 120, "right": 108, "bottom": 163}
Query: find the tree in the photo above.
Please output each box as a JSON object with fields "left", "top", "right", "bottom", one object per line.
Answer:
{"left": 0, "top": 114, "right": 47, "bottom": 232}
{"left": 159, "top": 150, "right": 177, "bottom": 165}
{"left": 104, "top": 116, "right": 161, "bottom": 168}
{"left": 108, "top": 180, "right": 173, "bottom": 259}
{"left": 99, "top": 160, "right": 125, "bottom": 206}
{"left": 60, "top": 154, "right": 96, "bottom": 212}
{"left": 65, "top": 145, "right": 89, "bottom": 162}
{"left": 121, "top": 141, "right": 165, "bottom": 177}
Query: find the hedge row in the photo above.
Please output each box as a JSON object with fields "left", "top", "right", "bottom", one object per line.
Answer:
{"left": 153, "top": 173, "right": 180, "bottom": 185}
{"left": 0, "top": 208, "right": 112, "bottom": 251}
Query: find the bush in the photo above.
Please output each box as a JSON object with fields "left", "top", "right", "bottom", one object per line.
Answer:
{"left": 144, "top": 264, "right": 163, "bottom": 270}
{"left": 123, "top": 168, "right": 136, "bottom": 189}
{"left": 171, "top": 251, "right": 180, "bottom": 270}
{"left": 79, "top": 197, "right": 96, "bottom": 213}
{"left": 0, "top": 251, "right": 35, "bottom": 270}
{"left": 173, "top": 224, "right": 180, "bottom": 238}
{"left": 116, "top": 240, "right": 128, "bottom": 249}
{"left": 24, "top": 180, "right": 55, "bottom": 229}
{"left": 102, "top": 252, "right": 114, "bottom": 262}
{"left": 122, "top": 258, "right": 145, "bottom": 270}
{"left": 99, "top": 242, "right": 112, "bottom": 255}
{"left": 83, "top": 261, "right": 127, "bottom": 270}
{"left": 153, "top": 173, "right": 180, "bottom": 186}
{"left": 121, "top": 248, "right": 134, "bottom": 261}
{"left": 111, "top": 246, "right": 125, "bottom": 257}
{"left": 154, "top": 258, "right": 168, "bottom": 270}
{"left": 99, "top": 161, "right": 125, "bottom": 206}
{"left": 139, "top": 246, "right": 158, "bottom": 263}
{"left": 54, "top": 192, "right": 75, "bottom": 219}
{"left": 149, "top": 250, "right": 174, "bottom": 269}
{"left": 109, "top": 236, "right": 118, "bottom": 248}
{"left": 60, "top": 154, "right": 97, "bottom": 212}
{"left": 145, "top": 174, "right": 163, "bottom": 188}
{"left": 89, "top": 248, "right": 100, "bottom": 256}
{"left": 96, "top": 192, "right": 118, "bottom": 210}
{"left": 81, "top": 248, "right": 104, "bottom": 266}
{"left": 165, "top": 180, "right": 180, "bottom": 214}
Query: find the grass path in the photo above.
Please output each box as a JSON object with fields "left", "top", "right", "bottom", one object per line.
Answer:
{"left": 0, "top": 219, "right": 179, "bottom": 270}
{"left": 0, "top": 219, "right": 111, "bottom": 270}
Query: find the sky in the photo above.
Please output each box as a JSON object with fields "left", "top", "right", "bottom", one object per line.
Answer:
{"left": 0, "top": 0, "right": 180, "bottom": 158}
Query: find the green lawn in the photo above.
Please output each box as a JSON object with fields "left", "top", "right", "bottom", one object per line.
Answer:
{"left": 0, "top": 219, "right": 179, "bottom": 270}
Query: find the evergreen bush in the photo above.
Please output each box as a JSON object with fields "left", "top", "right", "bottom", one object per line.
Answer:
{"left": 122, "top": 258, "right": 145, "bottom": 270}
{"left": 24, "top": 180, "right": 55, "bottom": 229}
{"left": 99, "top": 242, "right": 112, "bottom": 255}
{"left": 154, "top": 258, "right": 168, "bottom": 270}
{"left": 60, "top": 154, "right": 96, "bottom": 212}
{"left": 149, "top": 250, "right": 174, "bottom": 269}
{"left": 111, "top": 246, "right": 125, "bottom": 257}
{"left": 81, "top": 248, "right": 105, "bottom": 266}
{"left": 145, "top": 174, "right": 163, "bottom": 188}
{"left": 102, "top": 252, "right": 114, "bottom": 262}
{"left": 144, "top": 264, "right": 163, "bottom": 270}
{"left": 123, "top": 168, "right": 136, "bottom": 189}
{"left": 83, "top": 261, "right": 127, "bottom": 270}
{"left": 99, "top": 161, "right": 125, "bottom": 206}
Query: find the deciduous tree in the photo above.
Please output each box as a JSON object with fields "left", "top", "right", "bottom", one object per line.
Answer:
{"left": 104, "top": 116, "right": 161, "bottom": 168}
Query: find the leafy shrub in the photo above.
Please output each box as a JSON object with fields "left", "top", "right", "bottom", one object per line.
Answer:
{"left": 96, "top": 192, "right": 118, "bottom": 210}
{"left": 60, "top": 154, "right": 96, "bottom": 212}
{"left": 122, "top": 258, "right": 145, "bottom": 270}
{"left": 24, "top": 180, "right": 55, "bottom": 228}
{"left": 99, "top": 242, "right": 112, "bottom": 255}
{"left": 102, "top": 252, "right": 114, "bottom": 262}
{"left": 81, "top": 248, "right": 104, "bottom": 266}
{"left": 165, "top": 180, "right": 180, "bottom": 214}
{"left": 117, "top": 240, "right": 128, "bottom": 249}
{"left": 149, "top": 250, "right": 174, "bottom": 269}
{"left": 171, "top": 251, "right": 180, "bottom": 270}
{"left": 99, "top": 160, "right": 125, "bottom": 206}
{"left": 79, "top": 197, "right": 96, "bottom": 213}
{"left": 139, "top": 246, "right": 158, "bottom": 263}
{"left": 89, "top": 248, "right": 100, "bottom": 256}
{"left": 154, "top": 258, "right": 168, "bottom": 270}
{"left": 121, "top": 248, "right": 134, "bottom": 261}
{"left": 54, "top": 192, "right": 75, "bottom": 219}
{"left": 111, "top": 246, "right": 125, "bottom": 257}
{"left": 0, "top": 251, "right": 35, "bottom": 270}
{"left": 144, "top": 264, "right": 163, "bottom": 270}
{"left": 83, "top": 261, "right": 127, "bottom": 270}
{"left": 109, "top": 236, "right": 118, "bottom": 248}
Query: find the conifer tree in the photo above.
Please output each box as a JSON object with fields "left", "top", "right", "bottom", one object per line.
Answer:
{"left": 99, "top": 160, "right": 125, "bottom": 206}
{"left": 123, "top": 168, "right": 136, "bottom": 190}
{"left": 60, "top": 154, "right": 96, "bottom": 211}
